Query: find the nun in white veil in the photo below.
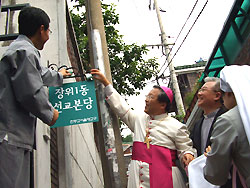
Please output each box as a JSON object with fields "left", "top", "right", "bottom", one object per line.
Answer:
{"left": 203, "top": 65, "right": 250, "bottom": 188}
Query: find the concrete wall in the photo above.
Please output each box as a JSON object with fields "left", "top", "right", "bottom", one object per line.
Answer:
{"left": 0, "top": 0, "right": 104, "bottom": 187}
{"left": 69, "top": 124, "right": 104, "bottom": 187}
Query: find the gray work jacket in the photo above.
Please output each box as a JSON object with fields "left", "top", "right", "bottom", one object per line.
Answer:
{"left": 0, "top": 35, "right": 63, "bottom": 150}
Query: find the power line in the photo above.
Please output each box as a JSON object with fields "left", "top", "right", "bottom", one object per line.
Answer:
{"left": 164, "top": 0, "right": 199, "bottom": 64}
{"left": 159, "top": 0, "right": 209, "bottom": 78}
{"left": 158, "top": 0, "right": 199, "bottom": 74}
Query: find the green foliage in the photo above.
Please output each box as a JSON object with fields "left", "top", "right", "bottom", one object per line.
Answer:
{"left": 184, "top": 80, "right": 202, "bottom": 108}
{"left": 70, "top": 1, "right": 159, "bottom": 96}
{"left": 122, "top": 134, "right": 133, "bottom": 143}
{"left": 171, "top": 113, "right": 185, "bottom": 123}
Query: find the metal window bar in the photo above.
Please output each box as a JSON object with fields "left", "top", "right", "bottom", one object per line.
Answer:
{"left": 5, "top": 8, "right": 10, "bottom": 34}
{"left": 0, "top": 0, "right": 2, "bottom": 19}
{"left": 219, "top": 45, "right": 230, "bottom": 66}
{"left": 238, "top": 7, "right": 250, "bottom": 21}
{"left": 0, "top": 3, "right": 30, "bottom": 41}
{"left": 231, "top": 20, "right": 244, "bottom": 43}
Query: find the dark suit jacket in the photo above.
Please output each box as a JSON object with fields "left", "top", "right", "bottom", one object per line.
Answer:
{"left": 190, "top": 106, "right": 227, "bottom": 156}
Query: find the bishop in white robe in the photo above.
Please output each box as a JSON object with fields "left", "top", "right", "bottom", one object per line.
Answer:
{"left": 91, "top": 69, "right": 197, "bottom": 188}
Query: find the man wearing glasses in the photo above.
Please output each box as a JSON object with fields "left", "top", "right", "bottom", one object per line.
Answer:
{"left": 190, "top": 77, "right": 230, "bottom": 187}
{"left": 0, "top": 6, "right": 71, "bottom": 188}
{"left": 91, "top": 69, "right": 196, "bottom": 188}
{"left": 190, "top": 77, "right": 227, "bottom": 157}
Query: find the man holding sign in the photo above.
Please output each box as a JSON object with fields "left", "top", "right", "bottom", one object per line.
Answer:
{"left": 0, "top": 6, "right": 71, "bottom": 188}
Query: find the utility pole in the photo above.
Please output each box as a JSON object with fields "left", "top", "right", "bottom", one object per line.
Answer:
{"left": 153, "top": 0, "right": 185, "bottom": 115}
{"left": 85, "top": 0, "right": 127, "bottom": 187}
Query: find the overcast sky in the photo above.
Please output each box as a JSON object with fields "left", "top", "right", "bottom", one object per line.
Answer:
{"left": 104, "top": 0, "right": 235, "bottom": 67}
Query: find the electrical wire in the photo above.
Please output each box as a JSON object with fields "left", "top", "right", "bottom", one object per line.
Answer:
{"left": 159, "top": 0, "right": 209, "bottom": 78}
{"left": 165, "top": 0, "right": 199, "bottom": 62}
{"left": 158, "top": 0, "right": 199, "bottom": 74}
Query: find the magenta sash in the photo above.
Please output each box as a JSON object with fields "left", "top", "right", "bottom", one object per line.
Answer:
{"left": 132, "top": 141, "right": 177, "bottom": 188}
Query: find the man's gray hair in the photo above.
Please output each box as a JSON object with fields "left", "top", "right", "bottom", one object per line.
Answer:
{"left": 204, "top": 77, "right": 221, "bottom": 92}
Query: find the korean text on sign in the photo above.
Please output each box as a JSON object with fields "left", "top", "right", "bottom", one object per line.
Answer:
{"left": 49, "top": 80, "right": 99, "bottom": 127}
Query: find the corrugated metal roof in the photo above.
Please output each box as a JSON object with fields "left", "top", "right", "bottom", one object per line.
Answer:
{"left": 199, "top": 0, "right": 250, "bottom": 82}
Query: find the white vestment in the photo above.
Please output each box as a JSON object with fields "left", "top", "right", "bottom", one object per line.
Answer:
{"left": 105, "top": 85, "right": 196, "bottom": 188}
